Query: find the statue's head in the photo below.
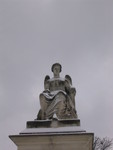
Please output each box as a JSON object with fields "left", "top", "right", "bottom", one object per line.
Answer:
{"left": 51, "top": 63, "right": 62, "bottom": 73}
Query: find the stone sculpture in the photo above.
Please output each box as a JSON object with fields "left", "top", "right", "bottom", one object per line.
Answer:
{"left": 37, "top": 63, "right": 77, "bottom": 120}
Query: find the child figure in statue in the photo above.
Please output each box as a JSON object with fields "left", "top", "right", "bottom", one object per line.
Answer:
{"left": 37, "top": 63, "right": 77, "bottom": 120}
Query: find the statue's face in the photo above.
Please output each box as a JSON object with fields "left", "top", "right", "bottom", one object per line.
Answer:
{"left": 53, "top": 65, "right": 60, "bottom": 76}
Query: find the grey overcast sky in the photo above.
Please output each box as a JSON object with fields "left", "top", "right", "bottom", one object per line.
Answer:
{"left": 0, "top": 0, "right": 113, "bottom": 150}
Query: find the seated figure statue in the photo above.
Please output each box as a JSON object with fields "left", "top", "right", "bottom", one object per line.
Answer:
{"left": 37, "top": 63, "right": 78, "bottom": 120}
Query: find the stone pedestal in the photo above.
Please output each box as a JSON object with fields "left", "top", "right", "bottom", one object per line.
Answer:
{"left": 9, "top": 64, "right": 94, "bottom": 149}
{"left": 9, "top": 119, "right": 94, "bottom": 150}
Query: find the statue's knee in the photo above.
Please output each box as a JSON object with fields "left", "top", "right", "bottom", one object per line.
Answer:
{"left": 40, "top": 94, "right": 45, "bottom": 101}
{"left": 39, "top": 94, "right": 46, "bottom": 108}
{"left": 58, "top": 92, "right": 66, "bottom": 100}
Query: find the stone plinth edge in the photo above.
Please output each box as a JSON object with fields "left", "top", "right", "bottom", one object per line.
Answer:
{"left": 9, "top": 132, "right": 94, "bottom": 150}
{"left": 27, "top": 118, "right": 80, "bottom": 128}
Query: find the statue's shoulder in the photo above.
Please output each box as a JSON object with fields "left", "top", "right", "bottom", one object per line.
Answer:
{"left": 49, "top": 77, "right": 64, "bottom": 81}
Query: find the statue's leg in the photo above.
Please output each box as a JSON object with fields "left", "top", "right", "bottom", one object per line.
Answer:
{"left": 66, "top": 96, "right": 78, "bottom": 119}
{"left": 55, "top": 92, "right": 67, "bottom": 119}
{"left": 39, "top": 94, "right": 48, "bottom": 120}
{"left": 45, "top": 92, "right": 66, "bottom": 119}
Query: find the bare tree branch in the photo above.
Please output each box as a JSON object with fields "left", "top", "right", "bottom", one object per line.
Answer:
{"left": 93, "top": 137, "right": 113, "bottom": 150}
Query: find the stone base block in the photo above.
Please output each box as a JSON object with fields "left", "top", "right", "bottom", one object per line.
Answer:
{"left": 9, "top": 130, "right": 94, "bottom": 150}
{"left": 27, "top": 118, "right": 80, "bottom": 128}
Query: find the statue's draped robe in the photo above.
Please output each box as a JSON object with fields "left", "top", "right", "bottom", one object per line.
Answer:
{"left": 38, "top": 77, "right": 77, "bottom": 120}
